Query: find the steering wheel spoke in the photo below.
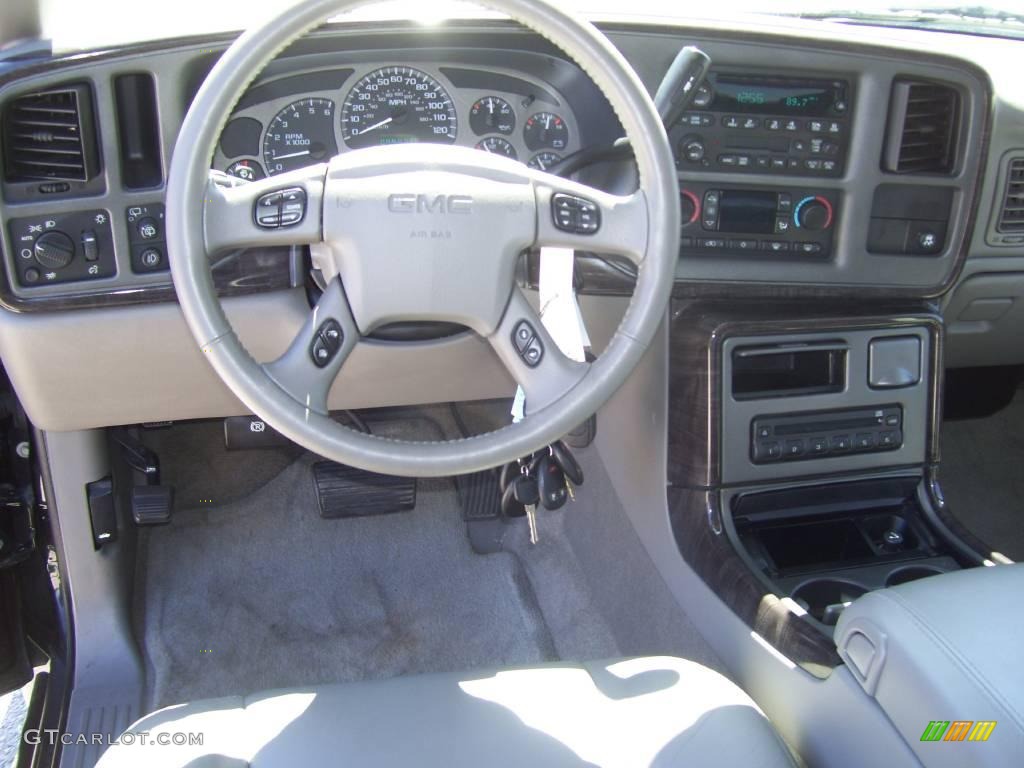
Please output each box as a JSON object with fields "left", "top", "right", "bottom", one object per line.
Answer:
{"left": 489, "top": 287, "right": 590, "bottom": 414}
{"left": 204, "top": 165, "right": 326, "bottom": 254}
{"left": 533, "top": 175, "right": 650, "bottom": 265}
{"left": 262, "top": 276, "right": 358, "bottom": 416}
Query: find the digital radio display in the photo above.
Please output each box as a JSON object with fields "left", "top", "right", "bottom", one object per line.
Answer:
{"left": 710, "top": 76, "right": 845, "bottom": 117}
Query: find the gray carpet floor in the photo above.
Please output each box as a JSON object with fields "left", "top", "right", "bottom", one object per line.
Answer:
{"left": 136, "top": 405, "right": 722, "bottom": 711}
{"left": 940, "top": 387, "right": 1024, "bottom": 561}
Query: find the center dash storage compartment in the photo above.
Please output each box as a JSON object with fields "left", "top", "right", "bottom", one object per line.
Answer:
{"left": 730, "top": 476, "right": 961, "bottom": 627}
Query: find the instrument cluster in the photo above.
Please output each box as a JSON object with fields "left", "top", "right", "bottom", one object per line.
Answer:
{"left": 215, "top": 64, "right": 579, "bottom": 179}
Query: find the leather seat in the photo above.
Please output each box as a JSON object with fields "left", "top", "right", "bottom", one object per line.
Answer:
{"left": 97, "top": 656, "right": 795, "bottom": 767}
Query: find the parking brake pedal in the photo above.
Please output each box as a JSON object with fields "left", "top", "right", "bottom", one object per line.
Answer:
{"left": 114, "top": 431, "right": 173, "bottom": 525}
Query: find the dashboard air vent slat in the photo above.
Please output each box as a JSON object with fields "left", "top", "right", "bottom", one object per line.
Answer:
{"left": 883, "top": 80, "right": 959, "bottom": 175}
{"left": 2, "top": 85, "right": 98, "bottom": 183}
{"left": 997, "top": 157, "right": 1024, "bottom": 233}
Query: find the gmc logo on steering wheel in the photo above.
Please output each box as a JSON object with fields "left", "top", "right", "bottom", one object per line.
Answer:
{"left": 387, "top": 194, "right": 473, "bottom": 214}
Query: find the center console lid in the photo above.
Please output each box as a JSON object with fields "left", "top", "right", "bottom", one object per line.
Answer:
{"left": 836, "top": 564, "right": 1024, "bottom": 767}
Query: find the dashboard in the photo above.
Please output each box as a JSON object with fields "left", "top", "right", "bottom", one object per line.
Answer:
{"left": 0, "top": 17, "right": 1021, "bottom": 430}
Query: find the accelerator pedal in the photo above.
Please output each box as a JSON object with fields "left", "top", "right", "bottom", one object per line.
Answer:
{"left": 312, "top": 461, "right": 416, "bottom": 519}
{"left": 455, "top": 470, "right": 503, "bottom": 521}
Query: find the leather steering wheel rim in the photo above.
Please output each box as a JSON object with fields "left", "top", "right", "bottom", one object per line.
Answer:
{"left": 167, "top": 0, "right": 679, "bottom": 477}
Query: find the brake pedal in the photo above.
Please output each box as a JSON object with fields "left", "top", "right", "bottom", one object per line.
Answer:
{"left": 313, "top": 461, "right": 416, "bottom": 518}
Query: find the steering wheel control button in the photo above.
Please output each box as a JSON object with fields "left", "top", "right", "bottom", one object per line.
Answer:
{"left": 255, "top": 188, "right": 306, "bottom": 228}
{"left": 127, "top": 203, "right": 169, "bottom": 273}
{"left": 512, "top": 320, "right": 544, "bottom": 368}
{"left": 280, "top": 188, "right": 307, "bottom": 226}
{"left": 255, "top": 191, "right": 284, "bottom": 228}
{"left": 310, "top": 318, "right": 344, "bottom": 368}
{"left": 551, "top": 193, "right": 600, "bottom": 235}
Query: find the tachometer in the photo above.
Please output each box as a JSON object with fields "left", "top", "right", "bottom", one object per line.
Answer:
{"left": 341, "top": 67, "right": 457, "bottom": 149}
{"left": 262, "top": 98, "right": 337, "bottom": 175}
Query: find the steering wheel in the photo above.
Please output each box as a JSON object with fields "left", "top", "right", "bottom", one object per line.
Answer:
{"left": 167, "top": 0, "right": 679, "bottom": 477}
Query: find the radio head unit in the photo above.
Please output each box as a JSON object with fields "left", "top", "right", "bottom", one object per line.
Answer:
{"left": 702, "top": 74, "right": 848, "bottom": 117}
{"left": 671, "top": 71, "right": 852, "bottom": 178}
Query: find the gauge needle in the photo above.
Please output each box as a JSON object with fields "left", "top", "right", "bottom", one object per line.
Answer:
{"left": 355, "top": 116, "right": 393, "bottom": 136}
{"left": 273, "top": 150, "right": 311, "bottom": 161}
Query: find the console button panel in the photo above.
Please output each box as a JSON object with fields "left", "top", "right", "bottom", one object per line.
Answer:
{"left": 752, "top": 406, "right": 903, "bottom": 464}
{"left": 8, "top": 211, "right": 116, "bottom": 287}
{"left": 126, "top": 203, "right": 168, "bottom": 273}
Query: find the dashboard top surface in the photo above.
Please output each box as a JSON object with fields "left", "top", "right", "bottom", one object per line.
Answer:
{"left": 0, "top": 16, "right": 1015, "bottom": 312}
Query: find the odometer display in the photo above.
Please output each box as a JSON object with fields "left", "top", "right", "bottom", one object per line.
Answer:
{"left": 341, "top": 67, "right": 458, "bottom": 149}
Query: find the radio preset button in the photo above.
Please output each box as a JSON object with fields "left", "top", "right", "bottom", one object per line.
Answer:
{"left": 784, "top": 119, "right": 801, "bottom": 131}
{"left": 729, "top": 239, "right": 759, "bottom": 251}
{"left": 741, "top": 117, "right": 760, "bottom": 129}
{"left": 722, "top": 115, "right": 741, "bottom": 128}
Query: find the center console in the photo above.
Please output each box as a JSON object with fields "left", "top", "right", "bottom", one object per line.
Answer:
{"left": 666, "top": 304, "right": 979, "bottom": 675}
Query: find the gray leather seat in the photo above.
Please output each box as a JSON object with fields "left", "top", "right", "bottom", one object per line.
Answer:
{"left": 97, "top": 656, "right": 795, "bottom": 767}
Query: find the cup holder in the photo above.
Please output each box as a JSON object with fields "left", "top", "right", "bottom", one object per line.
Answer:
{"left": 791, "top": 579, "right": 868, "bottom": 626}
{"left": 885, "top": 565, "right": 945, "bottom": 587}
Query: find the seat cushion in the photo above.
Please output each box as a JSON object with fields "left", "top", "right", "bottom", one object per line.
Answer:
{"left": 97, "top": 656, "right": 794, "bottom": 767}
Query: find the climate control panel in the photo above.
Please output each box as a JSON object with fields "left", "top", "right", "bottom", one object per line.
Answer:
{"left": 8, "top": 210, "right": 116, "bottom": 287}
{"left": 679, "top": 184, "right": 838, "bottom": 259}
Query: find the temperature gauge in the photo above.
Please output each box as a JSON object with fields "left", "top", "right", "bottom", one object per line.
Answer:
{"left": 225, "top": 160, "right": 266, "bottom": 182}
{"left": 524, "top": 112, "right": 569, "bottom": 151}
{"left": 470, "top": 96, "right": 515, "bottom": 136}
{"left": 527, "top": 152, "right": 562, "bottom": 172}
{"left": 475, "top": 137, "right": 517, "bottom": 160}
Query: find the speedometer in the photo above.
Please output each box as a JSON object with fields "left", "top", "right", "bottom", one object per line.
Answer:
{"left": 340, "top": 67, "right": 458, "bottom": 149}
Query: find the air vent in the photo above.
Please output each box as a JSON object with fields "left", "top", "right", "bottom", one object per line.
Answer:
{"left": 883, "top": 80, "right": 959, "bottom": 175}
{"left": 2, "top": 84, "right": 99, "bottom": 183}
{"left": 997, "top": 157, "right": 1024, "bottom": 233}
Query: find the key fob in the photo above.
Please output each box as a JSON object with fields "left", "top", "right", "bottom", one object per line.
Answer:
{"left": 537, "top": 456, "right": 568, "bottom": 511}
{"left": 551, "top": 440, "right": 584, "bottom": 486}
{"left": 512, "top": 473, "right": 540, "bottom": 506}
{"left": 500, "top": 480, "right": 526, "bottom": 518}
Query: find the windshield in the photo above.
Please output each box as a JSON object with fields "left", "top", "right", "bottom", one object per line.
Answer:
{"left": 35, "top": 0, "right": 1024, "bottom": 52}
